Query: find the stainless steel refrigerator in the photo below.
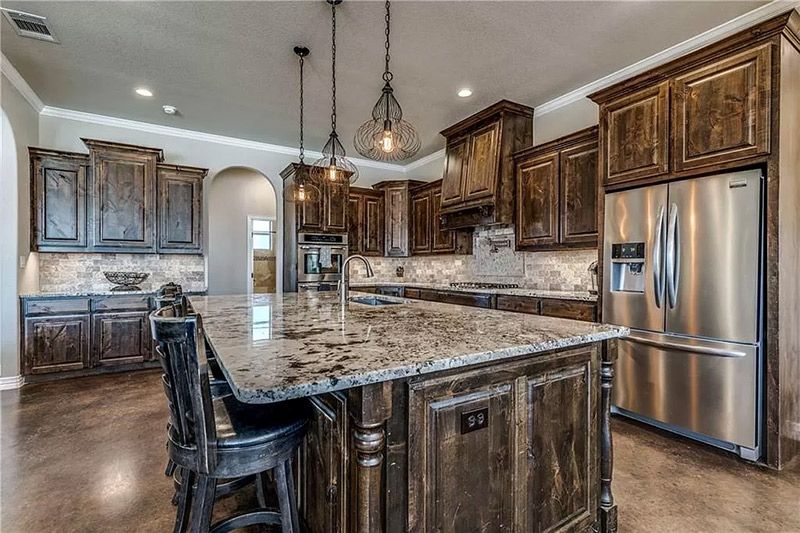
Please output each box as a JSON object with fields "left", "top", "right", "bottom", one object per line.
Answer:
{"left": 603, "top": 169, "right": 764, "bottom": 460}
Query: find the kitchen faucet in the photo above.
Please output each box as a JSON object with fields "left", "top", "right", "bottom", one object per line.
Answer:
{"left": 339, "top": 255, "right": 374, "bottom": 305}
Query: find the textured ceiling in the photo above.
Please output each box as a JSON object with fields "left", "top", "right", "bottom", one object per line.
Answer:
{"left": 1, "top": 1, "right": 766, "bottom": 161}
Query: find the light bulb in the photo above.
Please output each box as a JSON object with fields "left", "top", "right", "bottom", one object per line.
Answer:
{"left": 297, "top": 184, "right": 306, "bottom": 202}
{"left": 380, "top": 130, "right": 394, "bottom": 153}
{"left": 328, "top": 164, "right": 338, "bottom": 182}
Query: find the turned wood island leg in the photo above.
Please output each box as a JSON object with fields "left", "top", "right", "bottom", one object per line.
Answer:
{"left": 599, "top": 339, "right": 618, "bottom": 533}
{"left": 348, "top": 381, "right": 393, "bottom": 533}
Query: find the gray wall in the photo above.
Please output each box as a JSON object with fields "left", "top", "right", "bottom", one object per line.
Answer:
{"left": 207, "top": 167, "right": 277, "bottom": 295}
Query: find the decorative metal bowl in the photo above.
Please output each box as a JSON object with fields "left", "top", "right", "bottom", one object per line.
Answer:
{"left": 104, "top": 271, "right": 150, "bottom": 291}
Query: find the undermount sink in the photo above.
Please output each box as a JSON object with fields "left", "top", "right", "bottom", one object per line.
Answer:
{"left": 349, "top": 296, "right": 404, "bottom": 306}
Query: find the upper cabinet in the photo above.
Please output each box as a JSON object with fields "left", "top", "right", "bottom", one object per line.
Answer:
{"left": 673, "top": 44, "right": 771, "bottom": 172}
{"left": 157, "top": 164, "right": 206, "bottom": 254}
{"left": 281, "top": 163, "right": 349, "bottom": 234}
{"left": 411, "top": 180, "right": 473, "bottom": 255}
{"left": 30, "top": 139, "right": 206, "bottom": 255}
{"left": 438, "top": 101, "right": 533, "bottom": 229}
{"left": 514, "top": 127, "right": 599, "bottom": 251}
{"left": 348, "top": 187, "right": 384, "bottom": 256}
{"left": 373, "top": 180, "right": 424, "bottom": 257}
{"left": 591, "top": 27, "right": 778, "bottom": 188}
{"left": 29, "top": 148, "right": 90, "bottom": 252}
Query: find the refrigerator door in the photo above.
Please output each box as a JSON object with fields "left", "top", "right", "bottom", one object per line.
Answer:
{"left": 665, "top": 170, "right": 762, "bottom": 343}
{"left": 603, "top": 184, "right": 668, "bottom": 332}
{"left": 613, "top": 330, "right": 758, "bottom": 449}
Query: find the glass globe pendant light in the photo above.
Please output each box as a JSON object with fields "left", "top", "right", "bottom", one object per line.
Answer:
{"left": 283, "top": 45, "right": 320, "bottom": 204}
{"left": 313, "top": 0, "right": 358, "bottom": 184}
{"left": 354, "top": 0, "right": 420, "bottom": 162}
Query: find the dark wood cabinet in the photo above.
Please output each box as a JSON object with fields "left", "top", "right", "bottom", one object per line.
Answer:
{"left": 514, "top": 127, "right": 599, "bottom": 251}
{"left": 410, "top": 181, "right": 473, "bottom": 256}
{"left": 348, "top": 187, "right": 384, "bottom": 256}
{"left": 23, "top": 314, "right": 90, "bottom": 374}
{"left": 373, "top": 180, "right": 424, "bottom": 257}
{"left": 92, "top": 311, "right": 151, "bottom": 367}
{"left": 325, "top": 180, "right": 348, "bottom": 232}
{"left": 29, "top": 148, "right": 90, "bottom": 252}
{"left": 157, "top": 164, "right": 206, "bottom": 254}
{"left": 408, "top": 347, "right": 597, "bottom": 532}
{"left": 673, "top": 43, "right": 771, "bottom": 172}
{"left": 83, "top": 139, "right": 163, "bottom": 252}
{"left": 439, "top": 101, "right": 534, "bottom": 229}
{"left": 599, "top": 82, "right": 670, "bottom": 186}
{"left": 410, "top": 189, "right": 432, "bottom": 254}
{"left": 282, "top": 163, "right": 349, "bottom": 235}
{"left": 298, "top": 392, "right": 349, "bottom": 533}
{"left": 540, "top": 298, "right": 597, "bottom": 322}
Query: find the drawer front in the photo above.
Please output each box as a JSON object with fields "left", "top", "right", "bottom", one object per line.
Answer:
{"left": 92, "top": 295, "right": 152, "bottom": 312}
{"left": 418, "top": 289, "right": 493, "bottom": 309}
{"left": 495, "top": 295, "right": 541, "bottom": 314}
{"left": 540, "top": 299, "right": 597, "bottom": 322}
{"left": 25, "top": 298, "right": 91, "bottom": 316}
{"left": 376, "top": 286, "right": 404, "bottom": 298}
{"left": 404, "top": 288, "right": 421, "bottom": 299}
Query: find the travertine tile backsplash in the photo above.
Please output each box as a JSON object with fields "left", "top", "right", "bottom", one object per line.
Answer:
{"left": 350, "top": 226, "right": 598, "bottom": 292}
{"left": 37, "top": 253, "right": 207, "bottom": 293}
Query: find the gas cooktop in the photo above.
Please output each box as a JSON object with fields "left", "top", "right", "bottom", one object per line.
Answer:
{"left": 449, "top": 282, "right": 520, "bottom": 290}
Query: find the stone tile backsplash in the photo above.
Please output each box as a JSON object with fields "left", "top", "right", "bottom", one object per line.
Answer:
{"left": 37, "top": 253, "right": 207, "bottom": 293}
{"left": 350, "top": 226, "right": 598, "bottom": 292}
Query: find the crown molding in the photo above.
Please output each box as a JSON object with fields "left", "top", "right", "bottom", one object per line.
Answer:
{"left": 1, "top": 52, "right": 44, "bottom": 112}
{"left": 533, "top": 0, "right": 800, "bottom": 117}
{"left": 0, "top": 374, "right": 24, "bottom": 390}
{"left": 39, "top": 106, "right": 407, "bottom": 173}
{"left": 403, "top": 148, "right": 446, "bottom": 173}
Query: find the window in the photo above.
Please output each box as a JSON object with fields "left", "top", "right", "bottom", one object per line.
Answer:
{"left": 252, "top": 219, "right": 274, "bottom": 251}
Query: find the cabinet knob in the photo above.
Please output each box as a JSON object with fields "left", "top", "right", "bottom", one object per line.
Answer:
{"left": 326, "top": 484, "right": 338, "bottom": 503}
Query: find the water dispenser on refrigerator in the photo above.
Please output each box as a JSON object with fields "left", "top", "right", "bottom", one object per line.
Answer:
{"left": 610, "top": 242, "right": 646, "bottom": 293}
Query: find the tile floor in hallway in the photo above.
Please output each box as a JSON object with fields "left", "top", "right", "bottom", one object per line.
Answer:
{"left": 1, "top": 370, "right": 798, "bottom": 532}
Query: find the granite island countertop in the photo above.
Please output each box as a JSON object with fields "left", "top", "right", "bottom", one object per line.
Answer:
{"left": 349, "top": 281, "right": 598, "bottom": 302}
{"left": 191, "top": 292, "right": 626, "bottom": 404}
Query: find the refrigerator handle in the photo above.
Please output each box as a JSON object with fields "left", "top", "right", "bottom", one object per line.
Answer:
{"left": 666, "top": 203, "right": 680, "bottom": 308}
{"left": 653, "top": 205, "right": 665, "bottom": 309}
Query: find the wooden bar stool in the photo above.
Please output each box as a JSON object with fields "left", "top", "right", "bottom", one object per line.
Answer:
{"left": 151, "top": 306, "right": 308, "bottom": 532}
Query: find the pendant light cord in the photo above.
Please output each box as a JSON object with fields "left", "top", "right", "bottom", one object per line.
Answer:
{"left": 330, "top": 0, "right": 337, "bottom": 135}
{"left": 383, "top": 0, "right": 392, "bottom": 82}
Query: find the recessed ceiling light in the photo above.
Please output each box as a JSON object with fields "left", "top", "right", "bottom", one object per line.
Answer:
{"left": 457, "top": 88, "right": 473, "bottom": 98}
{"left": 135, "top": 87, "right": 153, "bottom": 97}
{"left": 162, "top": 105, "right": 177, "bottom": 115}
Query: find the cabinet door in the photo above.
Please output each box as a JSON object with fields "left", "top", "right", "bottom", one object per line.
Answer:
{"left": 384, "top": 184, "right": 411, "bottom": 257}
{"left": 601, "top": 82, "right": 670, "bottom": 185}
{"left": 299, "top": 393, "right": 348, "bottom": 533}
{"left": 31, "top": 156, "right": 88, "bottom": 250}
{"left": 92, "top": 311, "right": 151, "bottom": 367}
{"left": 673, "top": 44, "right": 771, "bottom": 172}
{"left": 408, "top": 375, "right": 516, "bottom": 533}
{"left": 299, "top": 188, "right": 324, "bottom": 232}
{"left": 560, "top": 140, "right": 599, "bottom": 246}
{"left": 431, "top": 188, "right": 456, "bottom": 253}
{"left": 516, "top": 152, "right": 559, "bottom": 248}
{"left": 463, "top": 121, "right": 501, "bottom": 202}
{"left": 23, "top": 315, "right": 90, "bottom": 374}
{"left": 440, "top": 136, "right": 469, "bottom": 207}
{"left": 157, "top": 168, "right": 203, "bottom": 253}
{"left": 363, "top": 194, "right": 384, "bottom": 256}
{"left": 410, "top": 190, "right": 432, "bottom": 254}
{"left": 347, "top": 192, "right": 363, "bottom": 254}
{"left": 93, "top": 152, "right": 157, "bottom": 250}
{"left": 325, "top": 181, "right": 348, "bottom": 232}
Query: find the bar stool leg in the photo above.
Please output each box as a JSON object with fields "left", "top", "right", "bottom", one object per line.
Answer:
{"left": 189, "top": 474, "right": 217, "bottom": 532}
{"left": 275, "top": 459, "right": 300, "bottom": 533}
{"left": 174, "top": 470, "right": 194, "bottom": 533}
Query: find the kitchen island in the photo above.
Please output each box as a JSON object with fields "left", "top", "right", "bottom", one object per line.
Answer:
{"left": 190, "top": 292, "right": 628, "bottom": 533}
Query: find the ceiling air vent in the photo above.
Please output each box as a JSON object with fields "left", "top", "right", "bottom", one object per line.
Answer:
{"left": 1, "top": 8, "right": 59, "bottom": 43}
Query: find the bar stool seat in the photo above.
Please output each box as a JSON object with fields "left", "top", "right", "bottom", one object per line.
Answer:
{"left": 214, "top": 397, "right": 307, "bottom": 448}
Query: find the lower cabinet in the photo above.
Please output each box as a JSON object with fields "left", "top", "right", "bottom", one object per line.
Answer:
{"left": 408, "top": 347, "right": 597, "bottom": 532}
{"left": 298, "top": 392, "right": 349, "bottom": 533}
{"left": 23, "top": 315, "right": 90, "bottom": 374}
{"left": 92, "top": 311, "right": 152, "bottom": 367}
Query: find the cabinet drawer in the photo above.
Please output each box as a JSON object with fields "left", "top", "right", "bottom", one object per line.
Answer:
{"left": 539, "top": 299, "right": 597, "bottom": 322}
{"left": 25, "top": 298, "right": 91, "bottom": 316}
{"left": 92, "top": 295, "right": 152, "bottom": 312}
{"left": 404, "top": 288, "right": 421, "bottom": 299}
{"left": 418, "top": 289, "right": 493, "bottom": 309}
{"left": 495, "top": 295, "right": 541, "bottom": 314}
{"left": 376, "top": 286, "right": 404, "bottom": 298}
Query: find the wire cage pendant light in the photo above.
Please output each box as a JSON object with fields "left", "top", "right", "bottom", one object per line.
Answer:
{"left": 284, "top": 46, "right": 321, "bottom": 204}
{"left": 313, "top": 0, "right": 358, "bottom": 184}
{"left": 354, "top": 0, "right": 420, "bottom": 162}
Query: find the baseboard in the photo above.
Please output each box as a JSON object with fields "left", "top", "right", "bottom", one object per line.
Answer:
{"left": 0, "top": 375, "right": 24, "bottom": 390}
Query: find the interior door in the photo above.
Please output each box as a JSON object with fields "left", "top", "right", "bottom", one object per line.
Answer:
{"left": 603, "top": 183, "right": 668, "bottom": 332}
{"left": 665, "top": 170, "right": 762, "bottom": 343}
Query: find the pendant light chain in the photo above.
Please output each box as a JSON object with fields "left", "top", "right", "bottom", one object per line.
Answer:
{"left": 299, "top": 52, "right": 305, "bottom": 163}
{"left": 383, "top": 0, "right": 392, "bottom": 82}
{"left": 330, "top": 0, "right": 337, "bottom": 135}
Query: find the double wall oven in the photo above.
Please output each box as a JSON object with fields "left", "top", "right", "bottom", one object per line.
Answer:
{"left": 296, "top": 233, "right": 348, "bottom": 291}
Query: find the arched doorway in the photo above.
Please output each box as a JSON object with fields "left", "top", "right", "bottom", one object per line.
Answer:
{"left": 207, "top": 166, "right": 279, "bottom": 296}
{"left": 1, "top": 110, "right": 19, "bottom": 378}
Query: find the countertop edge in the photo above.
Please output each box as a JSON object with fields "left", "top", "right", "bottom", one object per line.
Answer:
{"left": 350, "top": 282, "right": 598, "bottom": 302}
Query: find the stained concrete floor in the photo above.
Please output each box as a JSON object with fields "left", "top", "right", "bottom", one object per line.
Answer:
{"left": 1, "top": 370, "right": 799, "bottom": 532}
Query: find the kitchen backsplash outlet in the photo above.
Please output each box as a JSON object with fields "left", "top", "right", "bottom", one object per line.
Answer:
{"left": 350, "top": 226, "right": 597, "bottom": 292}
{"left": 37, "top": 253, "right": 207, "bottom": 293}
